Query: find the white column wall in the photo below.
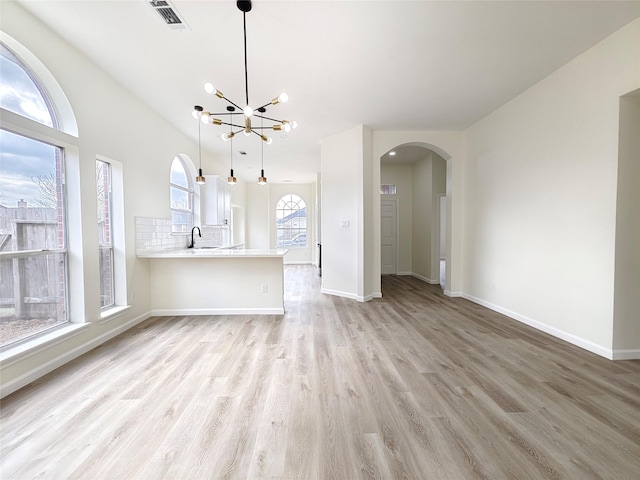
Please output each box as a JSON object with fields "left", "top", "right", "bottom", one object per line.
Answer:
{"left": 320, "top": 126, "right": 364, "bottom": 300}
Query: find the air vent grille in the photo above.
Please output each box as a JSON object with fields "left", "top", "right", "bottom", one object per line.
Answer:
{"left": 149, "top": 0, "right": 189, "bottom": 30}
{"left": 156, "top": 7, "right": 181, "bottom": 25}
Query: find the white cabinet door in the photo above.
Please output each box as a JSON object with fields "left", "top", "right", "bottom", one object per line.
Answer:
{"left": 202, "top": 175, "right": 230, "bottom": 225}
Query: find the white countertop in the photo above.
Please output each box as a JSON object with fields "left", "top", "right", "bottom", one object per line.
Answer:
{"left": 137, "top": 248, "right": 288, "bottom": 259}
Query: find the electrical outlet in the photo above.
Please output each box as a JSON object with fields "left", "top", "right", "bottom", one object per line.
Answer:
{"left": 261, "top": 284, "right": 268, "bottom": 293}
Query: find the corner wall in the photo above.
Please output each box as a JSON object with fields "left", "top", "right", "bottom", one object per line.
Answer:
{"left": 463, "top": 18, "right": 640, "bottom": 358}
{"left": 613, "top": 91, "right": 640, "bottom": 358}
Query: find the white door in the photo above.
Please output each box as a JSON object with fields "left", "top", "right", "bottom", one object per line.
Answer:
{"left": 381, "top": 199, "right": 397, "bottom": 275}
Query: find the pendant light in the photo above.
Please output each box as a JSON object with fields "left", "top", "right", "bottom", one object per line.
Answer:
{"left": 227, "top": 111, "right": 237, "bottom": 185}
{"left": 258, "top": 115, "right": 267, "bottom": 185}
{"left": 195, "top": 115, "right": 205, "bottom": 184}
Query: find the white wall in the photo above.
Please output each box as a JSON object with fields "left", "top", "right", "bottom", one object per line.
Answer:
{"left": 245, "top": 183, "right": 270, "bottom": 249}
{"left": 320, "top": 126, "right": 364, "bottom": 300}
{"left": 0, "top": 2, "right": 229, "bottom": 395}
{"left": 463, "top": 18, "right": 640, "bottom": 358}
{"left": 411, "top": 155, "right": 433, "bottom": 281}
{"left": 613, "top": 91, "right": 640, "bottom": 355}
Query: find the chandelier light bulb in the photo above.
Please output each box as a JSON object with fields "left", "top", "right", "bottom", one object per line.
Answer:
{"left": 243, "top": 106, "right": 254, "bottom": 117}
{"left": 283, "top": 122, "right": 291, "bottom": 133}
{"left": 200, "top": 113, "right": 210, "bottom": 124}
{"left": 204, "top": 82, "right": 224, "bottom": 98}
{"left": 291, "top": 120, "right": 297, "bottom": 129}
{"left": 278, "top": 92, "right": 289, "bottom": 103}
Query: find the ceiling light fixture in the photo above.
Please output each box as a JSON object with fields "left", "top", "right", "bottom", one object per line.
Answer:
{"left": 192, "top": 0, "right": 296, "bottom": 146}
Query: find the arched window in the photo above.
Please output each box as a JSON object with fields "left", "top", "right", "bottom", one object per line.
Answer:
{"left": 170, "top": 155, "right": 194, "bottom": 232}
{"left": 0, "top": 41, "right": 70, "bottom": 346}
{"left": 276, "top": 194, "right": 307, "bottom": 248}
{"left": 0, "top": 43, "right": 55, "bottom": 128}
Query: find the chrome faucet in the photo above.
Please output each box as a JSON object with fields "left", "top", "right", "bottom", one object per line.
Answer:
{"left": 189, "top": 226, "right": 201, "bottom": 248}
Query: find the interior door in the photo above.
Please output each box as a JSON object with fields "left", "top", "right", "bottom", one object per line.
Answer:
{"left": 381, "top": 199, "right": 397, "bottom": 275}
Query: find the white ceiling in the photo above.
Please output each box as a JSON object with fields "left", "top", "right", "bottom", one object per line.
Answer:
{"left": 14, "top": 0, "right": 640, "bottom": 183}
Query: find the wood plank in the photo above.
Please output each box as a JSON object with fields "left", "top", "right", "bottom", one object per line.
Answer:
{"left": 1, "top": 266, "right": 639, "bottom": 479}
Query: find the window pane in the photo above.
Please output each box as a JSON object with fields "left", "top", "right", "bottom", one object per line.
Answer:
{"left": 0, "top": 44, "right": 53, "bottom": 127}
{"left": 96, "top": 161, "right": 112, "bottom": 246}
{"left": 170, "top": 186, "right": 191, "bottom": 210}
{"left": 171, "top": 211, "right": 192, "bottom": 233}
{"left": 170, "top": 157, "right": 188, "bottom": 188}
{"left": 96, "top": 160, "right": 114, "bottom": 308}
{"left": 0, "top": 129, "right": 65, "bottom": 250}
{"left": 0, "top": 252, "right": 68, "bottom": 347}
{"left": 98, "top": 246, "right": 114, "bottom": 308}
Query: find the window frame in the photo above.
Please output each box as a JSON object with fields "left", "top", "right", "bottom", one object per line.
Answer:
{"left": 96, "top": 159, "right": 114, "bottom": 309}
{"left": 276, "top": 193, "right": 308, "bottom": 249}
{"left": 0, "top": 37, "right": 80, "bottom": 349}
{"left": 170, "top": 155, "right": 194, "bottom": 233}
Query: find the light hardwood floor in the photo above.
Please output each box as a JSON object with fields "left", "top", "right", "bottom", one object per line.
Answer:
{"left": 1, "top": 265, "right": 639, "bottom": 479}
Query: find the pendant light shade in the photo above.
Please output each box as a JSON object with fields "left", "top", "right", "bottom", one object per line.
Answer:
{"left": 258, "top": 169, "right": 267, "bottom": 185}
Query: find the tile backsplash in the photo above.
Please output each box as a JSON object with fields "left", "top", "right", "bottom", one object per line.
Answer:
{"left": 135, "top": 217, "right": 229, "bottom": 253}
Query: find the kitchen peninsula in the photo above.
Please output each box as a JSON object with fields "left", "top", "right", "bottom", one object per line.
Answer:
{"left": 138, "top": 248, "right": 287, "bottom": 315}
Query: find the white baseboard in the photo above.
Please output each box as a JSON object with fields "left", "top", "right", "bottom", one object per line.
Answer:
{"left": 461, "top": 293, "right": 614, "bottom": 360}
{"left": 1, "top": 310, "right": 151, "bottom": 399}
{"left": 444, "top": 290, "right": 463, "bottom": 297}
{"left": 151, "top": 307, "right": 284, "bottom": 316}
{"left": 364, "top": 292, "right": 383, "bottom": 301}
{"left": 321, "top": 288, "right": 361, "bottom": 302}
{"left": 612, "top": 349, "right": 640, "bottom": 360}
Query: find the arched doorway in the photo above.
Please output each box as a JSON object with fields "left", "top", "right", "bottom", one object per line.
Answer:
{"left": 380, "top": 143, "right": 448, "bottom": 288}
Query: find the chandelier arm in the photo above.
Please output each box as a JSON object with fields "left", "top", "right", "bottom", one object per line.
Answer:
{"left": 221, "top": 97, "right": 244, "bottom": 112}
{"left": 254, "top": 114, "right": 284, "bottom": 123}
{"left": 255, "top": 101, "right": 277, "bottom": 111}
{"left": 209, "top": 111, "right": 244, "bottom": 116}
{"left": 218, "top": 121, "right": 246, "bottom": 129}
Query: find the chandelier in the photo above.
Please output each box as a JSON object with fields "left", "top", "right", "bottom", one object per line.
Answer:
{"left": 192, "top": 0, "right": 296, "bottom": 181}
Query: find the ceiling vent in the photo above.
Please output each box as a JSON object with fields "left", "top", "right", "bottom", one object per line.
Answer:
{"left": 149, "top": 0, "right": 189, "bottom": 30}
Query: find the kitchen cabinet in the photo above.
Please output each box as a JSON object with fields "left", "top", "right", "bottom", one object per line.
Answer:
{"left": 201, "top": 175, "right": 231, "bottom": 225}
